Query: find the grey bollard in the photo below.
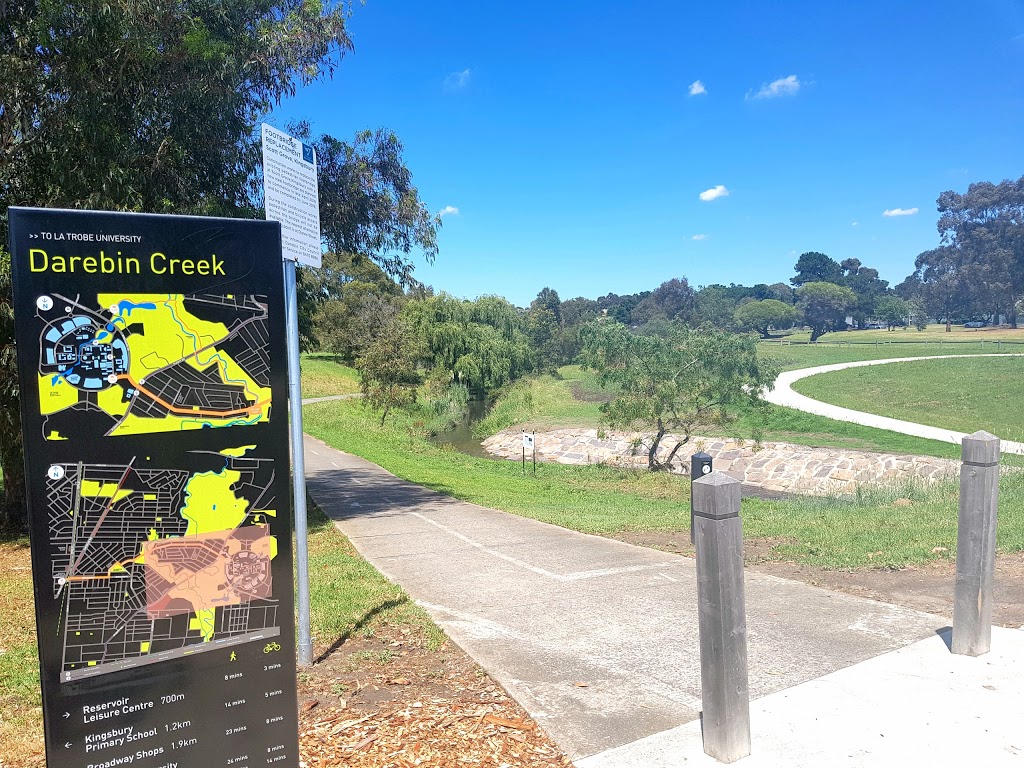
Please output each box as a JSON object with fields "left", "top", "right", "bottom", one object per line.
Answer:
{"left": 952, "top": 431, "right": 1000, "bottom": 656}
{"left": 693, "top": 472, "right": 750, "bottom": 763}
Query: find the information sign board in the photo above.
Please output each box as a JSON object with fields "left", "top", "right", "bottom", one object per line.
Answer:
{"left": 261, "top": 124, "right": 322, "bottom": 267}
{"left": 8, "top": 208, "right": 300, "bottom": 768}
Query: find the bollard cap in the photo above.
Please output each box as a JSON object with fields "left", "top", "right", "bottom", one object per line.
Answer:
{"left": 692, "top": 472, "right": 741, "bottom": 520}
{"left": 962, "top": 431, "right": 1000, "bottom": 466}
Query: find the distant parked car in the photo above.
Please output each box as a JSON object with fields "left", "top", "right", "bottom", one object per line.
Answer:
{"left": 964, "top": 320, "right": 987, "bottom": 328}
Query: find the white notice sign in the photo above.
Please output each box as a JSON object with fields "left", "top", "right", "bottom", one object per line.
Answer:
{"left": 523, "top": 432, "right": 535, "bottom": 450}
{"left": 261, "top": 123, "right": 322, "bottom": 267}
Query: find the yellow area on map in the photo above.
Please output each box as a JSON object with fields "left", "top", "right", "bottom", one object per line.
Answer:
{"left": 269, "top": 536, "right": 278, "bottom": 559}
{"left": 80, "top": 480, "right": 133, "bottom": 505}
{"left": 219, "top": 445, "right": 257, "bottom": 458}
{"left": 96, "top": 384, "right": 129, "bottom": 417}
{"left": 140, "top": 642, "right": 150, "bottom": 653}
{"left": 49, "top": 430, "right": 67, "bottom": 441}
{"left": 39, "top": 374, "right": 78, "bottom": 415}
{"left": 195, "top": 609, "right": 216, "bottom": 641}
{"left": 180, "top": 470, "right": 249, "bottom": 535}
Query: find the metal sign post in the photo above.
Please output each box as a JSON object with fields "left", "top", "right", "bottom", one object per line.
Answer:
{"left": 262, "top": 123, "right": 322, "bottom": 668}
{"left": 284, "top": 259, "right": 313, "bottom": 667}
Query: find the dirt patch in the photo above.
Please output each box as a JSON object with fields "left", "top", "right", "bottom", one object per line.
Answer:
{"left": 299, "top": 626, "right": 570, "bottom": 767}
{"left": 569, "top": 381, "right": 612, "bottom": 403}
{"left": 610, "top": 530, "right": 1024, "bottom": 628}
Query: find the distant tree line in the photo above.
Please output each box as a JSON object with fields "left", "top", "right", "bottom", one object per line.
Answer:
{"left": 898, "top": 178, "right": 1023, "bottom": 329}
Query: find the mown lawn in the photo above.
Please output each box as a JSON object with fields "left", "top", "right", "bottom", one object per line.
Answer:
{"left": 792, "top": 356, "right": 1024, "bottom": 442}
{"left": 771, "top": 323, "right": 1024, "bottom": 345}
{"left": 757, "top": 338, "right": 1022, "bottom": 372}
{"left": 304, "top": 398, "right": 1024, "bottom": 570}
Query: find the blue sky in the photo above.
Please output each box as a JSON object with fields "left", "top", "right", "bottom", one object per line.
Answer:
{"left": 271, "top": 1, "right": 1024, "bottom": 307}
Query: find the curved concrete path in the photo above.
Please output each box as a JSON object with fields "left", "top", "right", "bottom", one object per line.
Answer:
{"left": 764, "top": 354, "right": 1024, "bottom": 456}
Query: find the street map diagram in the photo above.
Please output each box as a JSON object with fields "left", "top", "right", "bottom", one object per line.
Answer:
{"left": 46, "top": 448, "right": 282, "bottom": 682}
{"left": 35, "top": 293, "right": 272, "bottom": 440}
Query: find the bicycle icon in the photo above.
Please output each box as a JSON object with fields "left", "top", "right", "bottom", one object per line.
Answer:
{"left": 263, "top": 642, "right": 282, "bottom": 654}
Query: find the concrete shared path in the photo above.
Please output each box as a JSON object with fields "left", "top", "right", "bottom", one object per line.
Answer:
{"left": 764, "top": 354, "right": 1024, "bottom": 456}
{"left": 300, "top": 434, "right": 1024, "bottom": 766}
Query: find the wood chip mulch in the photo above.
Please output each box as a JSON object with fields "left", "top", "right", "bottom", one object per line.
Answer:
{"left": 297, "top": 627, "right": 572, "bottom": 767}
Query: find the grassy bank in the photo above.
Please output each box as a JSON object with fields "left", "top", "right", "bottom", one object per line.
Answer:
{"left": 304, "top": 397, "right": 1024, "bottom": 570}
{"left": 300, "top": 354, "right": 361, "bottom": 398}
{"left": 0, "top": 537, "right": 41, "bottom": 767}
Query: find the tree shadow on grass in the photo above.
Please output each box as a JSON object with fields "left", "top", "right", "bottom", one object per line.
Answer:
{"left": 314, "top": 598, "right": 410, "bottom": 665}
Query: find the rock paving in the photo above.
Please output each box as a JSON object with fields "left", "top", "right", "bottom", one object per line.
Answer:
{"left": 482, "top": 428, "right": 958, "bottom": 495}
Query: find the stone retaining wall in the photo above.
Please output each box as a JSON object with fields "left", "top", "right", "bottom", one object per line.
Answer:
{"left": 482, "top": 428, "right": 960, "bottom": 495}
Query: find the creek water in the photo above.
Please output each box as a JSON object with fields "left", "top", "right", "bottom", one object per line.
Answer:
{"left": 428, "top": 398, "right": 494, "bottom": 458}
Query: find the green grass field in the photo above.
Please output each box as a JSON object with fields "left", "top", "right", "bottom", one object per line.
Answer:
{"left": 304, "top": 397, "right": 1024, "bottom": 570}
{"left": 771, "top": 323, "right": 1024, "bottom": 345}
{"left": 758, "top": 338, "right": 1023, "bottom": 372}
{"left": 793, "top": 356, "right": 1024, "bottom": 442}
{"left": 0, "top": 537, "right": 40, "bottom": 766}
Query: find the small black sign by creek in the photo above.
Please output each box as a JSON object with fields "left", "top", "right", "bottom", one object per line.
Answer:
{"left": 8, "top": 208, "right": 299, "bottom": 768}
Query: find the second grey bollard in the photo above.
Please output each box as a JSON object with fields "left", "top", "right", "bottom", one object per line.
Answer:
{"left": 952, "top": 430, "right": 1000, "bottom": 656}
{"left": 693, "top": 472, "right": 750, "bottom": 763}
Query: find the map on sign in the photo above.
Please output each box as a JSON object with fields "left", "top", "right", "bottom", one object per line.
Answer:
{"left": 46, "top": 448, "right": 282, "bottom": 682}
{"left": 35, "top": 293, "right": 272, "bottom": 440}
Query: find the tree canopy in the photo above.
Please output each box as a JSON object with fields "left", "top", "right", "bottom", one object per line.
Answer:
{"left": 797, "top": 282, "right": 857, "bottom": 342}
{"left": 1, "top": 0, "right": 351, "bottom": 238}
{"left": 0, "top": 0, "right": 354, "bottom": 527}
{"left": 791, "top": 252, "right": 844, "bottom": 286}
{"left": 733, "top": 299, "right": 798, "bottom": 338}
{"left": 578, "top": 321, "right": 776, "bottom": 471}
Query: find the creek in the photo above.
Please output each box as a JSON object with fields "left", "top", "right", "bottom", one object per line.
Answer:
{"left": 427, "top": 397, "right": 494, "bottom": 458}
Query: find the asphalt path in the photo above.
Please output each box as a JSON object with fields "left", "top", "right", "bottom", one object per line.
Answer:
{"left": 302, "top": 433, "right": 946, "bottom": 763}
{"left": 763, "top": 354, "right": 1024, "bottom": 455}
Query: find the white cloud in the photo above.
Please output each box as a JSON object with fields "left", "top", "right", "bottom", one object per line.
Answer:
{"left": 699, "top": 185, "right": 729, "bottom": 202}
{"left": 688, "top": 80, "right": 707, "bottom": 96}
{"left": 438, "top": 205, "right": 460, "bottom": 218}
{"left": 882, "top": 207, "right": 919, "bottom": 217}
{"left": 851, "top": 221, "right": 860, "bottom": 227}
{"left": 443, "top": 69, "right": 471, "bottom": 90}
{"left": 749, "top": 75, "right": 802, "bottom": 100}
{"left": 691, "top": 234, "right": 709, "bottom": 240}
